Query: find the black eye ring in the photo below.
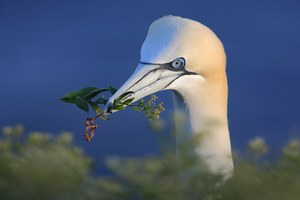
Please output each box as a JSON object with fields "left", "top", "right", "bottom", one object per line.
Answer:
{"left": 171, "top": 57, "right": 185, "bottom": 69}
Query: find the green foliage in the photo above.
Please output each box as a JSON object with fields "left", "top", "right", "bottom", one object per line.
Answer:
{"left": 135, "top": 95, "right": 165, "bottom": 121}
{"left": 219, "top": 139, "right": 300, "bottom": 200}
{"left": 1, "top": 125, "right": 300, "bottom": 199}
{"left": 60, "top": 86, "right": 165, "bottom": 121}
{"left": 0, "top": 125, "right": 91, "bottom": 200}
{"left": 61, "top": 87, "right": 165, "bottom": 141}
{"left": 97, "top": 137, "right": 300, "bottom": 200}
{"left": 60, "top": 87, "right": 110, "bottom": 114}
{"left": 109, "top": 91, "right": 135, "bottom": 112}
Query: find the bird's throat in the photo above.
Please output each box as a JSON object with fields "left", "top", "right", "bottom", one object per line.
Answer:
{"left": 171, "top": 75, "right": 234, "bottom": 177}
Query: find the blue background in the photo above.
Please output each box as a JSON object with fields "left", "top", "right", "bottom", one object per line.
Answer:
{"left": 1, "top": 0, "right": 300, "bottom": 174}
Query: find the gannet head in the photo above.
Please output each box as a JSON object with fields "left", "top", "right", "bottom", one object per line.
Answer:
{"left": 104, "top": 15, "right": 226, "bottom": 113}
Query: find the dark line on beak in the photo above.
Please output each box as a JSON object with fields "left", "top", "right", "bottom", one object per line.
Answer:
{"left": 127, "top": 67, "right": 161, "bottom": 92}
{"left": 128, "top": 61, "right": 198, "bottom": 92}
{"left": 162, "top": 72, "right": 197, "bottom": 90}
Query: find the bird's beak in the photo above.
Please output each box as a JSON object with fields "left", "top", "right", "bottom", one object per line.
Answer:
{"left": 104, "top": 63, "right": 188, "bottom": 114}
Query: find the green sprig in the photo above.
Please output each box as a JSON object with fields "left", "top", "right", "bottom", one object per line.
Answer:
{"left": 60, "top": 87, "right": 165, "bottom": 141}
{"left": 131, "top": 95, "right": 165, "bottom": 121}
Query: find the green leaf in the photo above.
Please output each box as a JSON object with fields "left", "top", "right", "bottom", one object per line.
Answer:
{"left": 60, "top": 95, "right": 75, "bottom": 103}
{"left": 96, "top": 95, "right": 108, "bottom": 105}
{"left": 100, "top": 115, "right": 109, "bottom": 120}
{"left": 108, "top": 86, "right": 117, "bottom": 95}
{"left": 61, "top": 87, "right": 108, "bottom": 102}
{"left": 139, "top": 99, "right": 144, "bottom": 105}
{"left": 60, "top": 87, "right": 97, "bottom": 103}
{"left": 111, "top": 105, "right": 125, "bottom": 111}
{"left": 94, "top": 107, "right": 102, "bottom": 115}
{"left": 87, "top": 100, "right": 102, "bottom": 115}
{"left": 132, "top": 106, "right": 139, "bottom": 112}
{"left": 83, "top": 88, "right": 109, "bottom": 100}
{"left": 115, "top": 91, "right": 134, "bottom": 102}
{"left": 76, "top": 87, "right": 98, "bottom": 97}
{"left": 122, "top": 98, "right": 134, "bottom": 105}
{"left": 74, "top": 96, "right": 89, "bottom": 113}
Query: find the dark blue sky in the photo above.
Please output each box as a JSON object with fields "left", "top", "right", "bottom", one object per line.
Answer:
{"left": 1, "top": 0, "right": 300, "bottom": 173}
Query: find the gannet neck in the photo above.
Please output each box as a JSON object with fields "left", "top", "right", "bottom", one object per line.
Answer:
{"left": 169, "top": 73, "right": 234, "bottom": 177}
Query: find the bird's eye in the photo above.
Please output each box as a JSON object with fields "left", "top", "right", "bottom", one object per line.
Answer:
{"left": 171, "top": 58, "right": 185, "bottom": 69}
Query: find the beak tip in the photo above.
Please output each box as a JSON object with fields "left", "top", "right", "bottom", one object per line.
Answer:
{"left": 103, "top": 100, "right": 116, "bottom": 115}
{"left": 103, "top": 102, "right": 111, "bottom": 114}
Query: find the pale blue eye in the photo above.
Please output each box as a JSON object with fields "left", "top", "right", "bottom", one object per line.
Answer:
{"left": 171, "top": 58, "right": 185, "bottom": 69}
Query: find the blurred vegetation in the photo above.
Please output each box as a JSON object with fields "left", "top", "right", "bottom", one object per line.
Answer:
{"left": 0, "top": 125, "right": 300, "bottom": 200}
{"left": 0, "top": 125, "right": 91, "bottom": 200}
